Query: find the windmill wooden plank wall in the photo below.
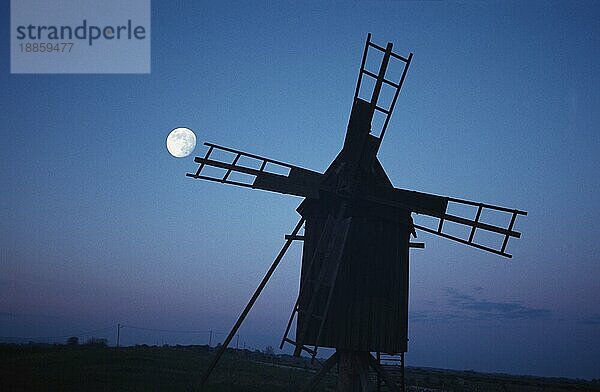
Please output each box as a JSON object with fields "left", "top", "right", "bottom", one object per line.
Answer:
{"left": 298, "top": 200, "right": 411, "bottom": 353}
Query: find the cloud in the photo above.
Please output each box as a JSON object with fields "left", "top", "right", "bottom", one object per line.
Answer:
{"left": 579, "top": 315, "right": 600, "bottom": 325}
{"left": 410, "top": 288, "right": 552, "bottom": 323}
{"left": 443, "top": 288, "right": 552, "bottom": 321}
{"left": 410, "top": 309, "right": 465, "bottom": 323}
{"left": 0, "top": 279, "right": 13, "bottom": 287}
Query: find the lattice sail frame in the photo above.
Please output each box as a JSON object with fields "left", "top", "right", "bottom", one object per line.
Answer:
{"left": 353, "top": 32, "right": 413, "bottom": 143}
{"left": 413, "top": 197, "right": 527, "bottom": 258}
{"left": 186, "top": 142, "right": 323, "bottom": 199}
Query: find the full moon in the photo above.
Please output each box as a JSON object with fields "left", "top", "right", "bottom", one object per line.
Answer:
{"left": 166, "top": 127, "right": 196, "bottom": 158}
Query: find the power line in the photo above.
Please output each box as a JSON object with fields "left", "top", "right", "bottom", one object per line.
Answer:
{"left": 0, "top": 323, "right": 265, "bottom": 348}
{"left": 120, "top": 325, "right": 215, "bottom": 334}
{"left": 0, "top": 325, "right": 115, "bottom": 341}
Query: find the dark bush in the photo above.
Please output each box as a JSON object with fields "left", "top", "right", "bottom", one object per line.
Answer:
{"left": 84, "top": 337, "right": 108, "bottom": 347}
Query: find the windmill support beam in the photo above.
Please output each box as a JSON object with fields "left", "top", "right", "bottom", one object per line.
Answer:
{"left": 368, "top": 353, "right": 403, "bottom": 392}
{"left": 301, "top": 352, "right": 339, "bottom": 392}
{"left": 303, "top": 350, "right": 403, "bottom": 392}
{"left": 285, "top": 234, "right": 305, "bottom": 241}
{"left": 199, "top": 217, "right": 305, "bottom": 387}
{"left": 337, "top": 350, "right": 373, "bottom": 392}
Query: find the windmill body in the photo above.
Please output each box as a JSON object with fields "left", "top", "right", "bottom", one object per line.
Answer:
{"left": 186, "top": 34, "right": 527, "bottom": 390}
{"left": 295, "top": 197, "right": 411, "bottom": 354}
{"left": 290, "top": 96, "right": 414, "bottom": 355}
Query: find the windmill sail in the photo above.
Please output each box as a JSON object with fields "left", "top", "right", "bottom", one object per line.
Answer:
{"left": 353, "top": 33, "right": 413, "bottom": 149}
{"left": 411, "top": 195, "right": 527, "bottom": 258}
{"left": 187, "top": 142, "right": 322, "bottom": 199}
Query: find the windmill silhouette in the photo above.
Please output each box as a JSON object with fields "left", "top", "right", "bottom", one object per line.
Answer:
{"left": 186, "top": 34, "right": 527, "bottom": 391}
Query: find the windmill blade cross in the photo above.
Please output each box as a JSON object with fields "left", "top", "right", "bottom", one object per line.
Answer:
{"left": 187, "top": 144, "right": 527, "bottom": 259}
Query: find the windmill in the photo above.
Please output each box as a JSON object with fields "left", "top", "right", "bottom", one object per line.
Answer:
{"left": 186, "top": 34, "right": 527, "bottom": 391}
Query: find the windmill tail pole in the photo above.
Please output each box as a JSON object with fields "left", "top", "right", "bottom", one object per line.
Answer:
{"left": 200, "top": 217, "right": 305, "bottom": 387}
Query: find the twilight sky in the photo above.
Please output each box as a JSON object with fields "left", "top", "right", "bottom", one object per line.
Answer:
{"left": 1, "top": 0, "right": 599, "bottom": 380}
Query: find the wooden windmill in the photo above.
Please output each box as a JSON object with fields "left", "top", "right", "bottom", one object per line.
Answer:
{"left": 187, "top": 34, "right": 527, "bottom": 391}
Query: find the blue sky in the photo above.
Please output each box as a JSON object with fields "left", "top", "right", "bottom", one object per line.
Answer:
{"left": 1, "top": 0, "right": 599, "bottom": 380}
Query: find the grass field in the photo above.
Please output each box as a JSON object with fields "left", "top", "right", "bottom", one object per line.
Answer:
{"left": 0, "top": 344, "right": 334, "bottom": 391}
{"left": 0, "top": 344, "right": 598, "bottom": 391}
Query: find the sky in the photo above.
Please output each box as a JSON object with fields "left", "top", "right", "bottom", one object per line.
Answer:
{"left": 1, "top": 0, "right": 599, "bottom": 380}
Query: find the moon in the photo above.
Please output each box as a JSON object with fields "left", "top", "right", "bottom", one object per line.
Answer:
{"left": 166, "top": 127, "right": 196, "bottom": 158}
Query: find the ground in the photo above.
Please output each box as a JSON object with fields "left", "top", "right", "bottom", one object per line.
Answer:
{"left": 0, "top": 344, "right": 597, "bottom": 391}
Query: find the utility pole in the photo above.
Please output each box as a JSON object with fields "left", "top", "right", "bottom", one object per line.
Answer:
{"left": 116, "top": 323, "right": 121, "bottom": 350}
{"left": 208, "top": 330, "right": 212, "bottom": 347}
